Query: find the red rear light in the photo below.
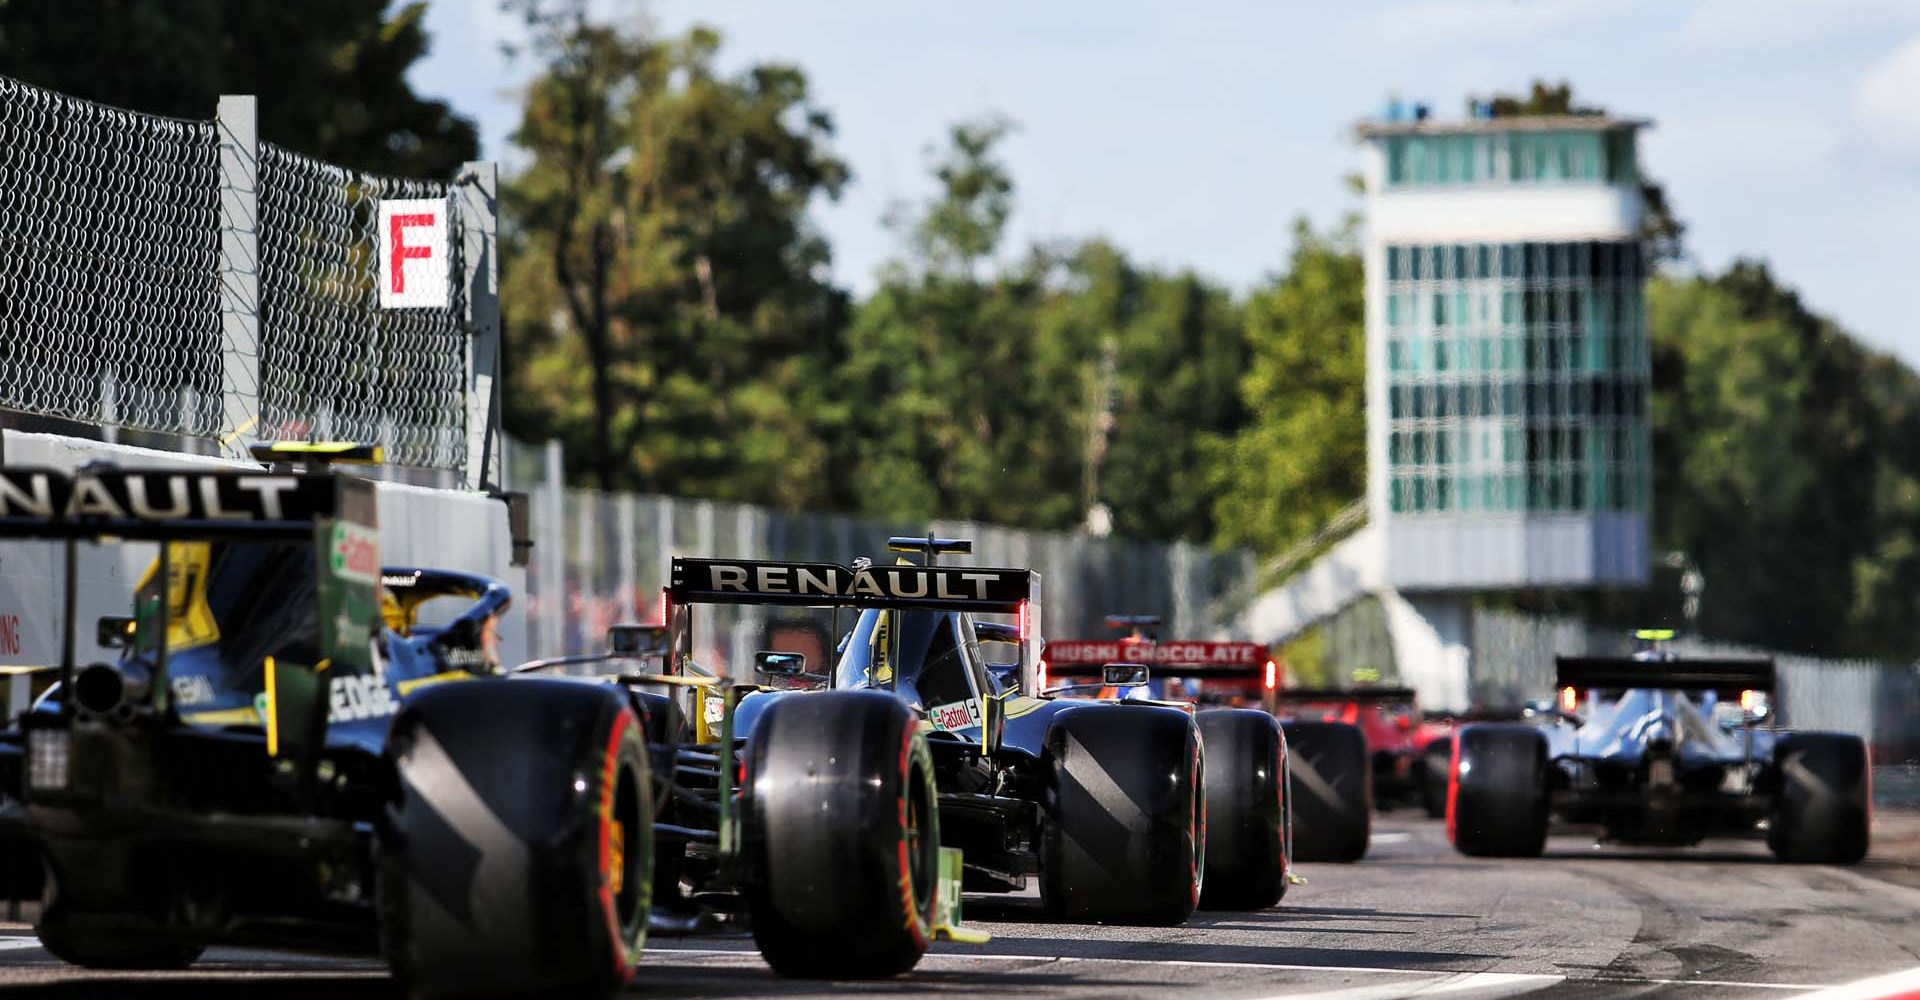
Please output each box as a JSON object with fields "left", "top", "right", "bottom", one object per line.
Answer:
{"left": 1560, "top": 685, "right": 1579, "bottom": 713}
{"left": 1264, "top": 659, "right": 1277, "bottom": 691}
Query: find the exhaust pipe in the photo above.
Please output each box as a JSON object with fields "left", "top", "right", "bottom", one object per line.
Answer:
{"left": 73, "top": 662, "right": 151, "bottom": 719}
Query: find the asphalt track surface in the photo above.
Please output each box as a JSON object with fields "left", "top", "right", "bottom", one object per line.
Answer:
{"left": 0, "top": 813, "right": 1915, "bottom": 1000}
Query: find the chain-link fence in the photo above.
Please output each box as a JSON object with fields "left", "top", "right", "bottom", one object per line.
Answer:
{"left": 504, "top": 436, "right": 1256, "bottom": 676}
{"left": 0, "top": 75, "right": 490, "bottom": 474}
{"left": 257, "top": 146, "right": 468, "bottom": 468}
{"left": 0, "top": 77, "right": 224, "bottom": 439}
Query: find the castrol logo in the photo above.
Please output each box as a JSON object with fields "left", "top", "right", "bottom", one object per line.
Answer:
{"left": 928, "top": 699, "right": 982, "bottom": 732}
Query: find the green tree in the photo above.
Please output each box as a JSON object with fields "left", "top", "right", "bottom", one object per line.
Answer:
{"left": 502, "top": 10, "right": 849, "bottom": 502}
{"left": 0, "top": 0, "right": 476, "bottom": 176}
{"left": 839, "top": 123, "right": 1246, "bottom": 540}
{"left": 1645, "top": 264, "right": 1920, "bottom": 656}
{"left": 1208, "top": 219, "right": 1366, "bottom": 557}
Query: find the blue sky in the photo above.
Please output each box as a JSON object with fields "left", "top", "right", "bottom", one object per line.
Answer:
{"left": 414, "top": 1, "right": 1920, "bottom": 365}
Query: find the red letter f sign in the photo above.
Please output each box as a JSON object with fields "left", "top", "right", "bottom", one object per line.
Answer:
{"left": 378, "top": 198, "right": 450, "bottom": 309}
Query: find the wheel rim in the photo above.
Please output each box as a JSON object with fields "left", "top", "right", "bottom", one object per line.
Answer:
{"left": 906, "top": 757, "right": 935, "bottom": 917}
{"left": 612, "top": 763, "right": 645, "bottom": 932}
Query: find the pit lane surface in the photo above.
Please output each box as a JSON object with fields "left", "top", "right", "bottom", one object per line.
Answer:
{"left": 2, "top": 814, "right": 1915, "bottom": 1000}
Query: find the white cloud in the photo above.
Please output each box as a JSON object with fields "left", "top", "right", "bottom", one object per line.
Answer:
{"left": 1351, "top": 0, "right": 1636, "bottom": 51}
{"left": 1681, "top": 0, "right": 1920, "bottom": 50}
{"left": 1856, "top": 36, "right": 1920, "bottom": 152}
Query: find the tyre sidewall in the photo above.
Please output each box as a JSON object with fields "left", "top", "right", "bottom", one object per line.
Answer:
{"left": 1197, "top": 709, "right": 1287, "bottom": 910}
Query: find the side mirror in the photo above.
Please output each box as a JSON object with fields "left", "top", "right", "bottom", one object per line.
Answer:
{"left": 1102, "top": 662, "right": 1149, "bottom": 686}
{"left": 609, "top": 624, "right": 670, "bottom": 658}
{"left": 97, "top": 616, "right": 135, "bottom": 649}
{"left": 754, "top": 650, "right": 807, "bottom": 676}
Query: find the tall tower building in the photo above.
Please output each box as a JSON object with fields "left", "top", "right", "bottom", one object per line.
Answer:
{"left": 1357, "top": 110, "right": 1652, "bottom": 590}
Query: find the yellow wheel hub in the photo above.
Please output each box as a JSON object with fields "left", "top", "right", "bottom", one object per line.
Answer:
{"left": 607, "top": 819, "right": 626, "bottom": 897}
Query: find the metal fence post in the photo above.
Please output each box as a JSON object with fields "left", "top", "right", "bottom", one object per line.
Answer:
{"left": 540, "top": 438, "right": 566, "bottom": 658}
{"left": 217, "top": 95, "right": 260, "bottom": 457}
{"left": 459, "top": 161, "right": 501, "bottom": 489}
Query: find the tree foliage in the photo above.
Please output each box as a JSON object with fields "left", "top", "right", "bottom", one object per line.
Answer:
{"left": 1645, "top": 265, "right": 1920, "bottom": 656}
{"left": 0, "top": 0, "right": 477, "bottom": 176}
{"left": 501, "top": 11, "right": 850, "bottom": 501}
{"left": 1208, "top": 220, "right": 1366, "bottom": 556}
{"left": 833, "top": 124, "right": 1244, "bottom": 540}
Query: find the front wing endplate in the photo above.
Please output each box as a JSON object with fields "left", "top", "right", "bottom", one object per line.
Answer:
{"left": 932, "top": 847, "right": 991, "bottom": 945}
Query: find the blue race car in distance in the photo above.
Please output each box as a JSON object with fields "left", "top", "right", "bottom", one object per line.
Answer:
{"left": 1448, "top": 630, "right": 1870, "bottom": 863}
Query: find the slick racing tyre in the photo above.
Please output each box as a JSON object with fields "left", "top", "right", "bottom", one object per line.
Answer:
{"left": 36, "top": 919, "right": 203, "bottom": 970}
{"left": 743, "top": 691, "right": 938, "bottom": 978}
{"left": 1042, "top": 704, "right": 1204, "bottom": 925}
{"left": 381, "top": 678, "right": 652, "bottom": 1000}
{"left": 1768, "top": 732, "right": 1870, "bottom": 864}
{"left": 1197, "top": 709, "right": 1289, "bottom": 910}
{"left": 1281, "top": 721, "right": 1371, "bottom": 863}
{"left": 1448, "top": 724, "right": 1549, "bottom": 858}
{"left": 1419, "top": 737, "right": 1452, "bottom": 819}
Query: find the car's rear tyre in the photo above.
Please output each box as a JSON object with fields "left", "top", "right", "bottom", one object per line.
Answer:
{"left": 1043, "top": 704, "right": 1204, "bottom": 925}
{"left": 1197, "top": 709, "right": 1288, "bottom": 910}
{"left": 1281, "top": 721, "right": 1371, "bottom": 862}
{"left": 35, "top": 921, "right": 203, "bottom": 970}
{"left": 743, "top": 691, "right": 937, "bottom": 979}
{"left": 1768, "top": 732, "right": 1870, "bottom": 864}
{"left": 1419, "top": 737, "right": 1452, "bottom": 819}
{"left": 381, "top": 678, "right": 651, "bottom": 1000}
{"left": 1448, "top": 724, "right": 1548, "bottom": 858}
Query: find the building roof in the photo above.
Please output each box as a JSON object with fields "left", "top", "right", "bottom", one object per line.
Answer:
{"left": 1356, "top": 115, "right": 1651, "bottom": 139}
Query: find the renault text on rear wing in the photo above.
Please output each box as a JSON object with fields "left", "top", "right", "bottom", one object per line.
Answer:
{"left": 0, "top": 468, "right": 354, "bottom": 540}
{"left": 1555, "top": 656, "right": 1775, "bottom": 697}
{"left": 668, "top": 557, "right": 1035, "bottom": 613}
{"left": 1043, "top": 639, "right": 1267, "bottom": 678}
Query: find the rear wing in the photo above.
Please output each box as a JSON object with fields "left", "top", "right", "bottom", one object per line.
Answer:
{"left": 668, "top": 557, "right": 1036, "bottom": 613}
{"left": 0, "top": 467, "right": 358, "bottom": 541}
{"left": 1555, "top": 656, "right": 1775, "bottom": 697}
{"left": 1274, "top": 686, "right": 1417, "bottom": 702}
{"left": 1043, "top": 639, "right": 1267, "bottom": 679}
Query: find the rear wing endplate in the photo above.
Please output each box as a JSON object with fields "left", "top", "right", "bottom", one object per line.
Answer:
{"left": 1555, "top": 656, "right": 1775, "bottom": 696}
{"left": 668, "top": 557, "right": 1036, "bottom": 613}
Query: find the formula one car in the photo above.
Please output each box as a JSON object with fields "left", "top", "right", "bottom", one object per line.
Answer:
{"left": 0, "top": 464, "right": 965, "bottom": 995}
{"left": 662, "top": 538, "right": 1209, "bottom": 934}
{"left": 1274, "top": 685, "right": 1431, "bottom": 812}
{"left": 1039, "top": 616, "right": 1292, "bottom": 908}
{"left": 1447, "top": 631, "right": 1871, "bottom": 862}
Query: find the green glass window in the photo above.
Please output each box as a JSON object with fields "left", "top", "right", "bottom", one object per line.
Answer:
{"left": 1384, "top": 238, "right": 1648, "bottom": 515}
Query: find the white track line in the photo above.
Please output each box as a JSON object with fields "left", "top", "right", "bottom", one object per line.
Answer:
{"left": 1371, "top": 832, "right": 1414, "bottom": 845}
{"left": 641, "top": 947, "right": 1825, "bottom": 990}
{"left": 0, "top": 937, "right": 41, "bottom": 952}
{"left": 1245, "top": 972, "right": 1563, "bottom": 1000}
{"left": 1787, "top": 965, "right": 1920, "bottom": 1000}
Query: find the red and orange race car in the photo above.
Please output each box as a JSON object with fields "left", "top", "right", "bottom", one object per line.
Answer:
{"left": 1045, "top": 617, "right": 1375, "bottom": 863}
{"left": 1272, "top": 683, "right": 1453, "bottom": 818}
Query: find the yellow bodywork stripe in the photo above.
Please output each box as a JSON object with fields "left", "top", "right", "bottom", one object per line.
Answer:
{"left": 396, "top": 670, "right": 474, "bottom": 697}
{"left": 183, "top": 707, "right": 263, "bottom": 727}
